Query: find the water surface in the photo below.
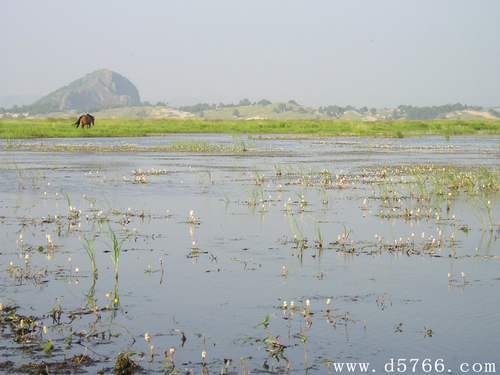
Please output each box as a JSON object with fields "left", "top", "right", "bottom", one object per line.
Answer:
{"left": 0, "top": 135, "right": 499, "bottom": 373}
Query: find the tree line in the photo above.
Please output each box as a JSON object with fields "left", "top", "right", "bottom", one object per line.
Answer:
{"left": 1, "top": 99, "right": 498, "bottom": 120}
{"left": 0, "top": 101, "right": 135, "bottom": 117}
{"left": 397, "top": 103, "right": 485, "bottom": 120}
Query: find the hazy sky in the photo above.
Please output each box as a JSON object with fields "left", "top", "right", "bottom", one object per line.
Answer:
{"left": 1, "top": 0, "right": 499, "bottom": 108}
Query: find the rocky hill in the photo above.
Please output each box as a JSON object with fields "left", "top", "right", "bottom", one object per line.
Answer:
{"left": 28, "top": 69, "right": 141, "bottom": 113}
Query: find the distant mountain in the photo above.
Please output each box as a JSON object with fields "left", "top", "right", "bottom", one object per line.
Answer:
{"left": 28, "top": 69, "right": 141, "bottom": 114}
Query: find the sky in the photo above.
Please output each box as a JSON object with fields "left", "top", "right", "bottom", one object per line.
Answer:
{"left": 1, "top": 0, "right": 499, "bottom": 109}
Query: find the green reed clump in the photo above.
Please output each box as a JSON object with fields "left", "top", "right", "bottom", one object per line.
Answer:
{"left": 13, "top": 163, "right": 24, "bottom": 188}
{"left": 286, "top": 212, "right": 307, "bottom": 251}
{"left": 475, "top": 198, "right": 494, "bottom": 232}
{"left": 80, "top": 235, "right": 98, "bottom": 276}
{"left": 106, "top": 226, "right": 126, "bottom": 279}
{"left": 59, "top": 188, "right": 71, "bottom": 208}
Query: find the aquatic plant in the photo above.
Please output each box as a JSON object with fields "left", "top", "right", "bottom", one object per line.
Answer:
{"left": 339, "top": 223, "right": 353, "bottom": 247}
{"left": 202, "top": 350, "right": 207, "bottom": 366}
{"left": 13, "top": 163, "right": 24, "bottom": 188}
{"left": 286, "top": 212, "right": 307, "bottom": 251}
{"left": 145, "top": 332, "right": 154, "bottom": 360}
{"left": 115, "top": 352, "right": 142, "bottom": 373}
{"left": 105, "top": 226, "right": 126, "bottom": 279}
{"left": 59, "top": 187, "right": 72, "bottom": 208}
{"left": 302, "top": 335, "right": 308, "bottom": 371}
{"left": 231, "top": 133, "right": 248, "bottom": 151}
{"left": 473, "top": 197, "right": 495, "bottom": 232}
{"left": 80, "top": 235, "right": 98, "bottom": 276}
{"left": 254, "top": 315, "right": 289, "bottom": 365}
{"left": 43, "top": 325, "right": 53, "bottom": 351}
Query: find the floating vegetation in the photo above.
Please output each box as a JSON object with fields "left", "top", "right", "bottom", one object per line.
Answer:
{"left": 1, "top": 140, "right": 252, "bottom": 153}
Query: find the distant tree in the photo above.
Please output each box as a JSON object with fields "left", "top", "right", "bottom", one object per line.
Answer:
{"left": 399, "top": 103, "right": 467, "bottom": 120}
{"left": 298, "top": 107, "right": 307, "bottom": 113}
{"left": 258, "top": 99, "right": 272, "bottom": 106}
{"left": 370, "top": 108, "right": 377, "bottom": 115}
{"left": 136, "top": 110, "right": 147, "bottom": 117}
{"left": 288, "top": 100, "right": 298, "bottom": 105}
{"left": 392, "top": 109, "right": 400, "bottom": 119}
{"left": 277, "top": 103, "right": 287, "bottom": 112}
{"left": 233, "top": 109, "right": 240, "bottom": 117}
{"left": 239, "top": 98, "right": 251, "bottom": 106}
{"left": 218, "top": 102, "right": 226, "bottom": 108}
{"left": 199, "top": 111, "right": 204, "bottom": 118}
{"left": 143, "top": 101, "right": 151, "bottom": 106}
{"left": 360, "top": 106, "right": 368, "bottom": 113}
{"left": 488, "top": 109, "right": 499, "bottom": 118}
{"left": 179, "top": 103, "right": 211, "bottom": 113}
{"left": 156, "top": 101, "right": 166, "bottom": 106}
{"left": 323, "top": 105, "right": 345, "bottom": 115}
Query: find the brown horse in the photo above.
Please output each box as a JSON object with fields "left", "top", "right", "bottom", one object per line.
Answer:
{"left": 74, "top": 114, "right": 95, "bottom": 129}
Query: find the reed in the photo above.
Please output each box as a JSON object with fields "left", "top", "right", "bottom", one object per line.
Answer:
{"left": 13, "top": 163, "right": 24, "bottom": 188}
{"left": 59, "top": 188, "right": 71, "bottom": 209}
{"left": 286, "top": 212, "right": 307, "bottom": 250}
{"left": 80, "top": 235, "right": 98, "bottom": 276}
{"left": 106, "top": 226, "right": 126, "bottom": 279}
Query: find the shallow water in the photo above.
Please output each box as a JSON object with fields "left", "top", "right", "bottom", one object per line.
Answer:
{"left": 0, "top": 135, "right": 499, "bottom": 374}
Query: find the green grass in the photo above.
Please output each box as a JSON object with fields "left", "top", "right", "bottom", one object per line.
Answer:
{"left": 1, "top": 118, "right": 500, "bottom": 139}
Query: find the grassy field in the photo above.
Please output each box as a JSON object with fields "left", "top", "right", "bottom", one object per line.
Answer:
{"left": 1, "top": 118, "right": 500, "bottom": 139}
